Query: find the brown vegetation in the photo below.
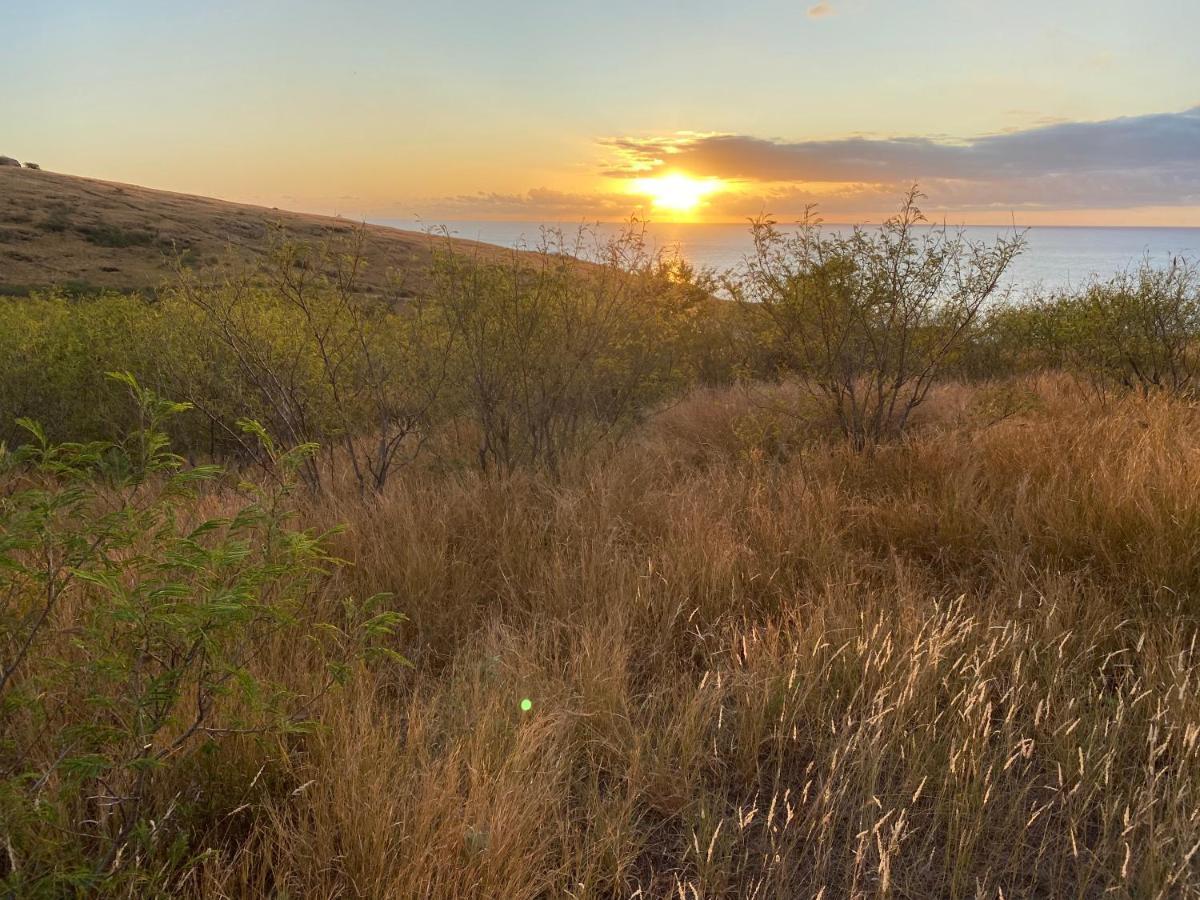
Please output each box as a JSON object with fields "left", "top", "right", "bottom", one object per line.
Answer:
{"left": 4, "top": 188, "right": 1200, "bottom": 897}
{"left": 192, "top": 377, "right": 1200, "bottom": 897}
{"left": 0, "top": 167, "right": 500, "bottom": 297}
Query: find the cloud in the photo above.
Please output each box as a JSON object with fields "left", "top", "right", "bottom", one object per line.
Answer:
{"left": 602, "top": 107, "right": 1200, "bottom": 210}
{"left": 408, "top": 108, "right": 1200, "bottom": 222}
{"left": 807, "top": 3, "right": 835, "bottom": 18}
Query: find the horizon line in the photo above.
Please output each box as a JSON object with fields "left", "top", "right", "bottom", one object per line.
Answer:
{"left": 365, "top": 216, "right": 1200, "bottom": 231}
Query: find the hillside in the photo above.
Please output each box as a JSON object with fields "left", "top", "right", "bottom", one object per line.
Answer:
{"left": 0, "top": 166, "right": 497, "bottom": 297}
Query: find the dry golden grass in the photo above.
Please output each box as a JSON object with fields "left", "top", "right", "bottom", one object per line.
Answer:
{"left": 0, "top": 167, "right": 501, "bottom": 298}
{"left": 142, "top": 375, "right": 1200, "bottom": 898}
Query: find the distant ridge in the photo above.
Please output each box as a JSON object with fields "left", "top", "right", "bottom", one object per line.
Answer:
{"left": 0, "top": 167, "right": 501, "bottom": 297}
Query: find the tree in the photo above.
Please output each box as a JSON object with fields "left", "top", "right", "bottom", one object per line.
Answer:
{"left": 429, "top": 222, "right": 696, "bottom": 475}
{"left": 731, "top": 188, "right": 1025, "bottom": 448}
{"left": 169, "top": 228, "right": 451, "bottom": 493}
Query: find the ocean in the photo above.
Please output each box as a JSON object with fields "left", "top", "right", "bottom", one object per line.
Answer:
{"left": 374, "top": 219, "right": 1200, "bottom": 296}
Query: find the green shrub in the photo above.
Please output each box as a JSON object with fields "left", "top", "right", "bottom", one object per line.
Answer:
{"left": 730, "top": 187, "right": 1025, "bottom": 447}
{"left": 166, "top": 229, "right": 452, "bottom": 492}
{"left": 1065, "top": 257, "right": 1200, "bottom": 394}
{"left": 954, "top": 258, "right": 1200, "bottom": 391}
{"left": 952, "top": 295, "right": 1070, "bottom": 379}
{"left": 0, "top": 375, "right": 405, "bottom": 894}
{"left": 429, "top": 223, "right": 700, "bottom": 475}
{"left": 77, "top": 223, "right": 157, "bottom": 249}
{"left": 0, "top": 291, "right": 159, "bottom": 448}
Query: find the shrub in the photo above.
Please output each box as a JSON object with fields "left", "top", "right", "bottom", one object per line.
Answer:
{"left": 730, "top": 187, "right": 1025, "bottom": 447}
{"left": 429, "top": 223, "right": 699, "bottom": 475}
{"left": 77, "top": 222, "right": 157, "bottom": 248}
{"left": 167, "top": 228, "right": 451, "bottom": 492}
{"left": 1065, "top": 257, "right": 1200, "bottom": 394}
{"left": 0, "top": 375, "right": 404, "bottom": 893}
{"left": 0, "top": 291, "right": 158, "bottom": 448}
{"left": 953, "top": 294, "right": 1070, "bottom": 379}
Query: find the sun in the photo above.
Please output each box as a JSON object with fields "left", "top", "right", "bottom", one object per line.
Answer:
{"left": 629, "top": 172, "right": 723, "bottom": 216}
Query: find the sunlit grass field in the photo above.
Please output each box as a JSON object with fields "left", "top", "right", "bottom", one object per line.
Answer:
{"left": 163, "top": 377, "right": 1200, "bottom": 898}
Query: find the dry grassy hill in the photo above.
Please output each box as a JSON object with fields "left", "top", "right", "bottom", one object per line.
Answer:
{"left": 0, "top": 166, "right": 499, "bottom": 297}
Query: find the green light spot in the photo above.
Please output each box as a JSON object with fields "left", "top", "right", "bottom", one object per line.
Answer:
{"left": 520, "top": 698, "right": 533, "bottom": 712}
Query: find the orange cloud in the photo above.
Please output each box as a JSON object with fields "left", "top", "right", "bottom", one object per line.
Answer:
{"left": 599, "top": 108, "right": 1200, "bottom": 211}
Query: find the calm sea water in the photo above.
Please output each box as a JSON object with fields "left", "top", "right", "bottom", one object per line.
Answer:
{"left": 375, "top": 219, "right": 1200, "bottom": 295}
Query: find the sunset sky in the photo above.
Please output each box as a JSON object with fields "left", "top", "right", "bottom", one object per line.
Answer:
{"left": 4, "top": 0, "right": 1200, "bottom": 225}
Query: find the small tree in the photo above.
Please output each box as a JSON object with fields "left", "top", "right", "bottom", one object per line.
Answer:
{"left": 731, "top": 188, "right": 1025, "bottom": 448}
{"left": 430, "top": 223, "right": 697, "bottom": 476}
{"left": 169, "top": 228, "right": 451, "bottom": 493}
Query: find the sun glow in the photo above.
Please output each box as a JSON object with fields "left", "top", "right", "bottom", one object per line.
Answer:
{"left": 629, "top": 172, "right": 724, "bottom": 216}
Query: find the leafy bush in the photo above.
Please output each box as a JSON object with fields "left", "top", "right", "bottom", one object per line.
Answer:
{"left": 951, "top": 295, "right": 1068, "bottom": 379}
{"left": 430, "top": 223, "right": 701, "bottom": 475}
{"left": 731, "top": 188, "right": 1025, "bottom": 447}
{"left": 0, "top": 291, "right": 159, "bottom": 448}
{"left": 956, "top": 257, "right": 1200, "bottom": 391}
{"left": 0, "top": 375, "right": 404, "bottom": 894}
{"left": 1064, "top": 257, "right": 1200, "bottom": 394}
{"left": 165, "top": 229, "right": 452, "bottom": 492}
{"left": 77, "top": 223, "right": 158, "bottom": 249}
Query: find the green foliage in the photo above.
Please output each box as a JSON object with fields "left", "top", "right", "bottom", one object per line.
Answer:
{"left": 165, "top": 228, "right": 450, "bottom": 492}
{"left": 430, "top": 223, "right": 700, "bottom": 475}
{"left": 959, "top": 258, "right": 1200, "bottom": 392}
{"left": 0, "top": 291, "right": 161, "bottom": 448}
{"left": 951, "top": 295, "right": 1069, "bottom": 379}
{"left": 0, "top": 375, "right": 405, "bottom": 894}
{"left": 1063, "top": 258, "right": 1200, "bottom": 393}
{"left": 77, "top": 223, "right": 158, "bottom": 249}
{"left": 2, "top": 197, "right": 1196, "bottom": 489}
{"left": 731, "top": 188, "right": 1025, "bottom": 447}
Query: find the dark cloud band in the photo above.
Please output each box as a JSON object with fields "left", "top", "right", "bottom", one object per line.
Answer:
{"left": 604, "top": 107, "right": 1200, "bottom": 208}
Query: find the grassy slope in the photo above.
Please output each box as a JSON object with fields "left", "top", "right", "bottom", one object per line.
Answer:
{"left": 0, "top": 167, "right": 499, "bottom": 297}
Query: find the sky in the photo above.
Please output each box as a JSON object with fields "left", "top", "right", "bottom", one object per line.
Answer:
{"left": 3, "top": 0, "right": 1200, "bottom": 225}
